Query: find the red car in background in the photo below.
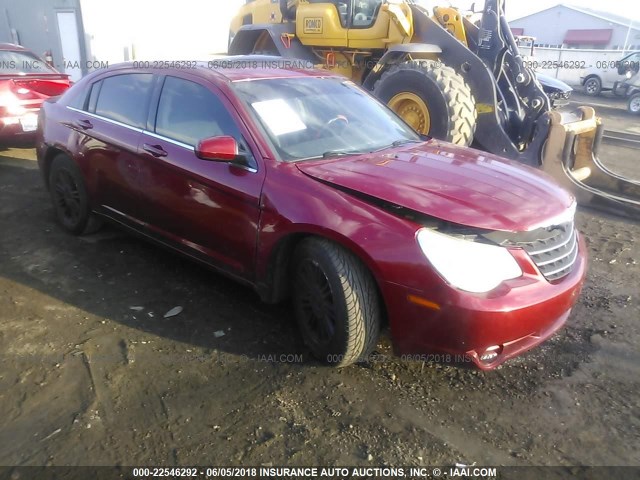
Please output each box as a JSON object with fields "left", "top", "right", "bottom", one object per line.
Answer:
{"left": 36, "top": 60, "right": 587, "bottom": 370}
{"left": 0, "top": 43, "right": 70, "bottom": 143}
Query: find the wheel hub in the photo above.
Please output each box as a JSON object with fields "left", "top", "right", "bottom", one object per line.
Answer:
{"left": 54, "top": 170, "right": 80, "bottom": 222}
{"left": 296, "top": 260, "right": 335, "bottom": 343}
{"left": 388, "top": 92, "right": 431, "bottom": 134}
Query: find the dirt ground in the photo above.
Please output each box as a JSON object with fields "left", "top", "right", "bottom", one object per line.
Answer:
{"left": 0, "top": 98, "right": 639, "bottom": 469}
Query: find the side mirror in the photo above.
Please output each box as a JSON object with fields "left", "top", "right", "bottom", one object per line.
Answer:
{"left": 195, "top": 135, "right": 241, "bottom": 162}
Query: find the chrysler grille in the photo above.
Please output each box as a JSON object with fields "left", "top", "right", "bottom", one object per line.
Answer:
{"left": 510, "top": 222, "right": 579, "bottom": 281}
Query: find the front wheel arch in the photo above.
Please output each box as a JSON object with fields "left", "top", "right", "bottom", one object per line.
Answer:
{"left": 260, "top": 231, "right": 386, "bottom": 309}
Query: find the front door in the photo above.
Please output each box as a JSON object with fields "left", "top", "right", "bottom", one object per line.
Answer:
{"left": 136, "top": 75, "right": 264, "bottom": 278}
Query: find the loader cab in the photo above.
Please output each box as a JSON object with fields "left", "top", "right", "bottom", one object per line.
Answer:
{"left": 352, "top": 0, "right": 384, "bottom": 28}
{"left": 299, "top": 0, "right": 383, "bottom": 28}
{"left": 296, "top": 1, "right": 349, "bottom": 47}
{"left": 296, "top": 0, "right": 411, "bottom": 49}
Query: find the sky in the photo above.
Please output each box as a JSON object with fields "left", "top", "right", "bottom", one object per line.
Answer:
{"left": 80, "top": 0, "right": 245, "bottom": 62}
{"left": 79, "top": 0, "right": 638, "bottom": 63}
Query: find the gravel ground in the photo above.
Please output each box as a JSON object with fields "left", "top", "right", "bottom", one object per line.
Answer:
{"left": 0, "top": 101, "right": 638, "bottom": 469}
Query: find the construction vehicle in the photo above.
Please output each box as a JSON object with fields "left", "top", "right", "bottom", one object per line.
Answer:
{"left": 229, "top": 0, "right": 640, "bottom": 217}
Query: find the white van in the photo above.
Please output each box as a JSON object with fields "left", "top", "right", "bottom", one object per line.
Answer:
{"left": 580, "top": 51, "right": 640, "bottom": 96}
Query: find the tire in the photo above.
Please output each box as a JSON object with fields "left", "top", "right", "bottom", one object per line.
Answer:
{"left": 583, "top": 76, "right": 602, "bottom": 96}
{"left": 48, "top": 154, "right": 102, "bottom": 235}
{"left": 373, "top": 60, "right": 477, "bottom": 146}
{"left": 292, "top": 238, "right": 380, "bottom": 367}
{"left": 629, "top": 93, "right": 640, "bottom": 115}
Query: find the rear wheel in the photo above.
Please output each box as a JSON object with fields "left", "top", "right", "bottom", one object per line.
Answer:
{"left": 292, "top": 238, "right": 380, "bottom": 367}
{"left": 373, "top": 60, "right": 476, "bottom": 146}
{"left": 629, "top": 93, "right": 640, "bottom": 115}
{"left": 583, "top": 76, "right": 602, "bottom": 96}
{"left": 48, "top": 154, "right": 102, "bottom": 235}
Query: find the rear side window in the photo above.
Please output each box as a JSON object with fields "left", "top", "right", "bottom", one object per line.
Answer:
{"left": 95, "top": 74, "right": 153, "bottom": 128}
{"left": 155, "top": 76, "right": 241, "bottom": 146}
{"left": 67, "top": 83, "right": 91, "bottom": 110}
{"left": 87, "top": 80, "right": 102, "bottom": 112}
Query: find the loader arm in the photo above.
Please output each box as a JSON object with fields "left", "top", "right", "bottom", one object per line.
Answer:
{"left": 384, "top": 1, "right": 413, "bottom": 38}
{"left": 408, "top": 3, "right": 546, "bottom": 164}
{"left": 411, "top": 1, "right": 640, "bottom": 217}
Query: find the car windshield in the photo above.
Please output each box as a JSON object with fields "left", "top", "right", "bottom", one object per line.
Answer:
{"left": 232, "top": 77, "right": 421, "bottom": 162}
{"left": 0, "top": 50, "right": 57, "bottom": 74}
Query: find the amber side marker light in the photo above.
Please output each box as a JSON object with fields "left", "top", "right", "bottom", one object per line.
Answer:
{"left": 407, "top": 294, "right": 441, "bottom": 311}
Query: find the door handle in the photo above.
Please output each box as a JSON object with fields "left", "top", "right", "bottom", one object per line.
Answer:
{"left": 73, "top": 119, "right": 93, "bottom": 130}
{"left": 142, "top": 143, "right": 168, "bottom": 158}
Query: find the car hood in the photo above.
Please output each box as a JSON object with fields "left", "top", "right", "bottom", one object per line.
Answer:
{"left": 296, "top": 140, "right": 575, "bottom": 232}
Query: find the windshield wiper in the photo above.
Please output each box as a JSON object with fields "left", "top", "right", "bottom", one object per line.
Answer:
{"left": 370, "top": 139, "right": 422, "bottom": 153}
{"left": 321, "top": 150, "right": 367, "bottom": 159}
{"left": 391, "top": 139, "right": 422, "bottom": 147}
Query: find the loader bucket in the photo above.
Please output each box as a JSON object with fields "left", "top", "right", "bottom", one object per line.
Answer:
{"left": 541, "top": 106, "right": 640, "bottom": 218}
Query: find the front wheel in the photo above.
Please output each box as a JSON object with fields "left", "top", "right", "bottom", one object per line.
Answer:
{"left": 373, "top": 60, "right": 477, "bottom": 146}
{"left": 628, "top": 93, "right": 640, "bottom": 115}
{"left": 292, "top": 238, "right": 381, "bottom": 367}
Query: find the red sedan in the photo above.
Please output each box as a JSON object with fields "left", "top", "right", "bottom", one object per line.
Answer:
{"left": 0, "top": 43, "right": 70, "bottom": 143}
{"left": 36, "top": 60, "right": 586, "bottom": 369}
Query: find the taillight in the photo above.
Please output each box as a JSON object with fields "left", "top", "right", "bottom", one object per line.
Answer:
{"left": 11, "top": 79, "right": 70, "bottom": 97}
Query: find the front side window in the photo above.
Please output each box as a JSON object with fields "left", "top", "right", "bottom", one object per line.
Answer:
{"left": 353, "top": 0, "right": 383, "bottom": 27}
{"left": 233, "top": 77, "right": 420, "bottom": 162}
{"left": 94, "top": 74, "right": 153, "bottom": 128}
{"left": 155, "top": 76, "right": 242, "bottom": 146}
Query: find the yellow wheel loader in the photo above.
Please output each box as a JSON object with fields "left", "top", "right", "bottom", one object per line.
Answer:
{"left": 229, "top": 0, "right": 640, "bottom": 217}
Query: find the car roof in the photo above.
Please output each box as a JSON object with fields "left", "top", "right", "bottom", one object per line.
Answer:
{"left": 99, "top": 56, "right": 339, "bottom": 83}
{"left": 209, "top": 56, "right": 333, "bottom": 81}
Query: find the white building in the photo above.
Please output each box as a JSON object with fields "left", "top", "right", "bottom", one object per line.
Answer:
{"left": 510, "top": 4, "right": 640, "bottom": 50}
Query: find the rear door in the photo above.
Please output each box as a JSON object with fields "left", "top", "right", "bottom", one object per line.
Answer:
{"left": 135, "top": 74, "right": 265, "bottom": 277}
{"left": 66, "top": 72, "right": 153, "bottom": 217}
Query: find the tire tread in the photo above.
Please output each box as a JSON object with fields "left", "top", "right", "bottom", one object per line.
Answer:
{"left": 295, "top": 238, "right": 380, "bottom": 367}
{"left": 373, "top": 60, "right": 477, "bottom": 146}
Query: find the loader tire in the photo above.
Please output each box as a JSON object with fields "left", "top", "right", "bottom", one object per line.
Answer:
{"left": 373, "top": 60, "right": 476, "bottom": 146}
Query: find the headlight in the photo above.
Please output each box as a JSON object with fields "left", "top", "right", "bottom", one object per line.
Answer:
{"left": 416, "top": 228, "right": 522, "bottom": 293}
